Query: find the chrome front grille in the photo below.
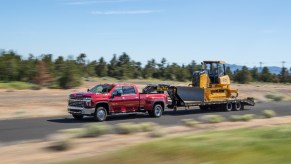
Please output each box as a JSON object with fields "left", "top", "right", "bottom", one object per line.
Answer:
{"left": 68, "top": 100, "right": 84, "bottom": 108}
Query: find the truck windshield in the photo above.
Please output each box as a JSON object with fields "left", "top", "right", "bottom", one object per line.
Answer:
{"left": 89, "top": 84, "right": 114, "bottom": 94}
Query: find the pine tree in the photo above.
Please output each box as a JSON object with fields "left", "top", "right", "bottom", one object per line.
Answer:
{"left": 233, "top": 66, "right": 252, "bottom": 84}
{"left": 143, "top": 59, "right": 157, "bottom": 79}
{"left": 250, "top": 67, "right": 259, "bottom": 82}
{"left": 108, "top": 54, "right": 118, "bottom": 78}
{"left": 34, "top": 61, "right": 53, "bottom": 87}
{"left": 260, "top": 67, "right": 272, "bottom": 82}
{"left": 86, "top": 60, "right": 97, "bottom": 77}
{"left": 95, "top": 57, "right": 108, "bottom": 77}
{"left": 279, "top": 67, "right": 289, "bottom": 83}
{"left": 225, "top": 66, "right": 233, "bottom": 80}
{"left": 117, "top": 52, "right": 134, "bottom": 79}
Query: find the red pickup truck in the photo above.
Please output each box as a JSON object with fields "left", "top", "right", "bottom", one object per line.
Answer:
{"left": 68, "top": 83, "right": 168, "bottom": 121}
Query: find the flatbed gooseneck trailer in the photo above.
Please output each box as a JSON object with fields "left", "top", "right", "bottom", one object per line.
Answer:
{"left": 143, "top": 84, "right": 255, "bottom": 111}
{"left": 143, "top": 61, "right": 255, "bottom": 112}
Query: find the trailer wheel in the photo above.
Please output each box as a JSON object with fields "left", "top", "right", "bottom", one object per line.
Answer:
{"left": 149, "top": 104, "right": 163, "bottom": 117}
{"left": 233, "top": 102, "right": 241, "bottom": 111}
{"left": 72, "top": 114, "right": 83, "bottom": 120}
{"left": 225, "top": 102, "right": 232, "bottom": 112}
{"left": 94, "top": 107, "right": 107, "bottom": 122}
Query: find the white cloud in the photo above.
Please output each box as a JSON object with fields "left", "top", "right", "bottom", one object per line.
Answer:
{"left": 91, "top": 10, "right": 163, "bottom": 15}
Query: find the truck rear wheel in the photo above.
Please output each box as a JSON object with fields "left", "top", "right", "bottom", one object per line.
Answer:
{"left": 149, "top": 104, "right": 163, "bottom": 117}
{"left": 72, "top": 114, "right": 83, "bottom": 120}
{"left": 94, "top": 107, "right": 107, "bottom": 122}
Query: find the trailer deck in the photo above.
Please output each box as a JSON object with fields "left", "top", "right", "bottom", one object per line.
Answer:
{"left": 143, "top": 84, "right": 255, "bottom": 111}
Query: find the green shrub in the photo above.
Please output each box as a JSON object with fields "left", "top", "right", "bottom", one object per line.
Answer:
{"left": 181, "top": 119, "right": 199, "bottom": 127}
{"left": 241, "top": 114, "right": 255, "bottom": 121}
{"left": 139, "top": 122, "right": 158, "bottom": 132}
{"left": 47, "top": 134, "right": 73, "bottom": 151}
{"left": 262, "top": 110, "right": 276, "bottom": 118}
{"left": 229, "top": 115, "right": 243, "bottom": 122}
{"left": 81, "top": 123, "right": 112, "bottom": 137}
{"left": 58, "top": 128, "right": 84, "bottom": 138}
{"left": 115, "top": 123, "right": 142, "bottom": 134}
{"left": 30, "top": 84, "right": 42, "bottom": 90}
{"left": 230, "top": 114, "right": 255, "bottom": 122}
{"left": 201, "top": 115, "right": 225, "bottom": 123}
{"left": 0, "top": 81, "right": 34, "bottom": 90}
{"left": 48, "top": 82, "right": 61, "bottom": 89}
{"left": 265, "top": 94, "right": 284, "bottom": 101}
{"left": 149, "top": 128, "right": 166, "bottom": 138}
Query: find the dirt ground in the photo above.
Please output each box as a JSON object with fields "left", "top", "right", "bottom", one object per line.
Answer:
{"left": 1, "top": 116, "right": 291, "bottom": 164}
{"left": 0, "top": 80, "right": 291, "bottom": 120}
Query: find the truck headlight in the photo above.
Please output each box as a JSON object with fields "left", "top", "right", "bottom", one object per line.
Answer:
{"left": 86, "top": 101, "right": 92, "bottom": 106}
{"left": 83, "top": 98, "right": 92, "bottom": 107}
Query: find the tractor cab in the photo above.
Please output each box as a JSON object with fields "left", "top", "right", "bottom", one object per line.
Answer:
{"left": 203, "top": 61, "right": 226, "bottom": 84}
{"left": 192, "top": 60, "right": 230, "bottom": 88}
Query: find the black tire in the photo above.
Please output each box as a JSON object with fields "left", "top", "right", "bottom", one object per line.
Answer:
{"left": 72, "top": 114, "right": 83, "bottom": 120}
{"left": 149, "top": 104, "right": 163, "bottom": 118}
{"left": 233, "top": 101, "right": 241, "bottom": 111}
{"left": 94, "top": 107, "right": 107, "bottom": 122}
{"left": 225, "top": 102, "right": 232, "bottom": 112}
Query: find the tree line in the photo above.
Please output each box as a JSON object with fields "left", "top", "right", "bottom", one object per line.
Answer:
{"left": 231, "top": 66, "right": 291, "bottom": 84}
{"left": 0, "top": 50, "right": 290, "bottom": 88}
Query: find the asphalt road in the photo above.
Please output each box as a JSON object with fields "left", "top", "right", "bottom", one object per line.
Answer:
{"left": 1, "top": 102, "right": 291, "bottom": 143}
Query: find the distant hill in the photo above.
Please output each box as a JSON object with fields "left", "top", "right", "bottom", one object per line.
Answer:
{"left": 226, "top": 64, "right": 283, "bottom": 75}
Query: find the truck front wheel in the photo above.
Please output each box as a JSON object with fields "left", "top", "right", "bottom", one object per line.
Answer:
{"left": 94, "top": 107, "right": 107, "bottom": 122}
{"left": 149, "top": 104, "right": 163, "bottom": 117}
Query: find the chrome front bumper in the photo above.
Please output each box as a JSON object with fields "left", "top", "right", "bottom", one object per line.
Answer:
{"left": 67, "top": 106, "right": 95, "bottom": 115}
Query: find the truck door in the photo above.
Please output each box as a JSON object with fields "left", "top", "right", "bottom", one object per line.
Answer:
{"left": 109, "top": 87, "right": 124, "bottom": 113}
{"left": 122, "top": 86, "right": 139, "bottom": 112}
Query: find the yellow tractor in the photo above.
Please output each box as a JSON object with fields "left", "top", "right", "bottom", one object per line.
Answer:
{"left": 191, "top": 60, "right": 239, "bottom": 101}
{"left": 143, "top": 60, "right": 255, "bottom": 112}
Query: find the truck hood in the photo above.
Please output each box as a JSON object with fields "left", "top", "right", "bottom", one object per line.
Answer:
{"left": 69, "top": 92, "right": 108, "bottom": 99}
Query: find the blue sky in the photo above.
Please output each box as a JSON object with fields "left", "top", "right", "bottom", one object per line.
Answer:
{"left": 1, "top": 0, "right": 291, "bottom": 67}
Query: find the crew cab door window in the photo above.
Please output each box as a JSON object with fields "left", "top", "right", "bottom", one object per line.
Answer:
{"left": 122, "top": 86, "right": 136, "bottom": 94}
{"left": 112, "top": 87, "right": 123, "bottom": 96}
